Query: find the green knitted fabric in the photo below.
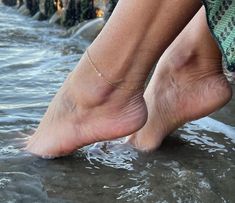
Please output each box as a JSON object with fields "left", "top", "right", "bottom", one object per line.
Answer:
{"left": 202, "top": 0, "right": 235, "bottom": 72}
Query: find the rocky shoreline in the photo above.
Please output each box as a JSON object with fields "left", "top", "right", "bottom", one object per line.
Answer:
{"left": 2, "top": 0, "right": 118, "bottom": 27}
{"left": 1, "top": 0, "right": 118, "bottom": 44}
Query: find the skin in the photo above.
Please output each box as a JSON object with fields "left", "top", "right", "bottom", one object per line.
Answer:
{"left": 26, "top": 0, "right": 202, "bottom": 157}
{"left": 127, "top": 8, "right": 233, "bottom": 151}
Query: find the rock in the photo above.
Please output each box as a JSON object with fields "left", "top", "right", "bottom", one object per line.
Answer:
{"left": 49, "top": 11, "right": 64, "bottom": 24}
{"left": 72, "top": 18, "right": 105, "bottom": 43}
{"left": 47, "top": 0, "right": 97, "bottom": 27}
{"left": 24, "top": 0, "right": 39, "bottom": 16}
{"left": 3, "top": 0, "right": 118, "bottom": 32}
{"left": 18, "top": 0, "right": 24, "bottom": 7}
{"left": 2, "top": 0, "right": 17, "bottom": 6}
{"left": 32, "top": 11, "right": 40, "bottom": 20}
{"left": 104, "top": 0, "right": 118, "bottom": 20}
{"left": 39, "top": 0, "right": 56, "bottom": 19}
{"left": 60, "top": 0, "right": 95, "bottom": 27}
{"left": 61, "top": 0, "right": 81, "bottom": 27}
{"left": 18, "top": 4, "right": 30, "bottom": 16}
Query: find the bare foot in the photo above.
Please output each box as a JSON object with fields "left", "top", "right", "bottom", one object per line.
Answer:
{"left": 127, "top": 56, "right": 232, "bottom": 151}
{"left": 26, "top": 54, "right": 147, "bottom": 158}
{"left": 25, "top": 0, "right": 201, "bottom": 158}
{"left": 127, "top": 7, "right": 233, "bottom": 152}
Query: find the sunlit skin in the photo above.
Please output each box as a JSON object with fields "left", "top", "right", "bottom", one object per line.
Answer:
{"left": 27, "top": 0, "right": 232, "bottom": 157}
{"left": 25, "top": 1, "right": 231, "bottom": 157}
{"left": 127, "top": 8, "right": 232, "bottom": 151}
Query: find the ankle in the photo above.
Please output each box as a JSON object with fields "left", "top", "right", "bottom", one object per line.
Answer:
{"left": 159, "top": 52, "right": 226, "bottom": 86}
{"left": 68, "top": 54, "right": 145, "bottom": 110}
{"left": 85, "top": 49, "right": 146, "bottom": 91}
{"left": 88, "top": 42, "right": 154, "bottom": 90}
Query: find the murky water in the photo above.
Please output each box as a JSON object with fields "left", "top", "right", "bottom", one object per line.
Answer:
{"left": 0, "top": 3, "right": 235, "bottom": 203}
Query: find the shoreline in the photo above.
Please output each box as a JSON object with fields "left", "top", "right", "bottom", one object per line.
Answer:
{"left": 1, "top": 0, "right": 118, "bottom": 27}
{"left": 1, "top": 0, "right": 119, "bottom": 45}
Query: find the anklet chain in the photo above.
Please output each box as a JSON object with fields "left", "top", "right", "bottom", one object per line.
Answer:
{"left": 85, "top": 48, "right": 144, "bottom": 91}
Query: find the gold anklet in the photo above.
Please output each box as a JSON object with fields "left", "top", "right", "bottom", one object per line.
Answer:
{"left": 85, "top": 48, "right": 145, "bottom": 91}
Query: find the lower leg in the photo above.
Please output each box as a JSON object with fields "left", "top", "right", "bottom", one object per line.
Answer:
{"left": 26, "top": 0, "right": 202, "bottom": 157}
{"left": 88, "top": 0, "right": 202, "bottom": 85}
{"left": 128, "top": 7, "right": 233, "bottom": 151}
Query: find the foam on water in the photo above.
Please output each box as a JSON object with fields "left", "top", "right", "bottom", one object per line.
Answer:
{"left": 192, "top": 117, "right": 235, "bottom": 143}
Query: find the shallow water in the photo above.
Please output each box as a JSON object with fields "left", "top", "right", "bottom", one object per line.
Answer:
{"left": 0, "top": 4, "right": 235, "bottom": 203}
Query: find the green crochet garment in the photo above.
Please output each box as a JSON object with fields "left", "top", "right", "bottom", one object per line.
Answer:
{"left": 202, "top": 0, "right": 235, "bottom": 72}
